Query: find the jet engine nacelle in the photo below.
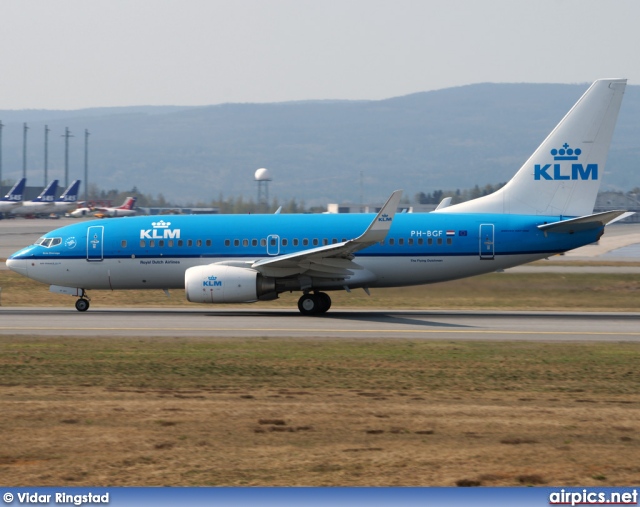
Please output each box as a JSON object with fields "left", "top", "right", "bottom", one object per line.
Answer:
{"left": 185, "top": 264, "right": 277, "bottom": 304}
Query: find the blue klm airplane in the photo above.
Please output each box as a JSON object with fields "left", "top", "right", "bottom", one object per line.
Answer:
{"left": 6, "top": 78, "right": 630, "bottom": 314}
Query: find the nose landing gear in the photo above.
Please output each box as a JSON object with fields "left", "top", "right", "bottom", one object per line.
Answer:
{"left": 75, "top": 297, "right": 90, "bottom": 312}
{"left": 50, "top": 285, "right": 91, "bottom": 312}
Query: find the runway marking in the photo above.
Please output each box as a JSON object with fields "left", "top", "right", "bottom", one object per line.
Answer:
{"left": 1, "top": 326, "right": 640, "bottom": 336}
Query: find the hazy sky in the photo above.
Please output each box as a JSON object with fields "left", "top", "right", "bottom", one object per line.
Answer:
{"left": 1, "top": 0, "right": 638, "bottom": 110}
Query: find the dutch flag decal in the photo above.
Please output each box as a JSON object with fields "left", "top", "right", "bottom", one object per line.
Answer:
{"left": 446, "top": 230, "right": 455, "bottom": 236}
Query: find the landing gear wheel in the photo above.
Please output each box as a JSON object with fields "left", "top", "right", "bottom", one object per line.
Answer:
{"left": 298, "top": 294, "right": 320, "bottom": 315}
{"left": 316, "top": 292, "right": 332, "bottom": 314}
{"left": 297, "top": 293, "right": 332, "bottom": 315}
{"left": 75, "top": 298, "right": 90, "bottom": 312}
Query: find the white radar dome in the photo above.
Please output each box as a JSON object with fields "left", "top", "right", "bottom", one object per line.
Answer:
{"left": 254, "top": 168, "right": 272, "bottom": 181}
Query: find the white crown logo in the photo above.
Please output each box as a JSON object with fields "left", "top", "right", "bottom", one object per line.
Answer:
{"left": 152, "top": 220, "right": 171, "bottom": 228}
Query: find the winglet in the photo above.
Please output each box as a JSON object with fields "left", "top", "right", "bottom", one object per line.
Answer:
{"left": 354, "top": 190, "right": 403, "bottom": 244}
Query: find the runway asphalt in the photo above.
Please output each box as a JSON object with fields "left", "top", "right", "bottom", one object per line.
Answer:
{"left": 1, "top": 307, "right": 639, "bottom": 342}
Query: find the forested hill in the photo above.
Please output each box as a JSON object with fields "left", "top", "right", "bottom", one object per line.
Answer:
{"left": 1, "top": 83, "right": 638, "bottom": 206}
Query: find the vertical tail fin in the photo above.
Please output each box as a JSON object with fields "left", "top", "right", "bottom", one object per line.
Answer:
{"left": 34, "top": 179, "right": 59, "bottom": 203}
{"left": 120, "top": 197, "right": 137, "bottom": 210}
{"left": 58, "top": 180, "right": 81, "bottom": 202}
{"left": 2, "top": 178, "right": 27, "bottom": 202}
{"left": 437, "top": 78, "right": 626, "bottom": 217}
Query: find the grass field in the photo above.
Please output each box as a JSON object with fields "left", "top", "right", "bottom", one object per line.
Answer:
{"left": 1, "top": 268, "right": 640, "bottom": 311}
{"left": 1, "top": 336, "right": 639, "bottom": 486}
{"left": 1, "top": 268, "right": 639, "bottom": 486}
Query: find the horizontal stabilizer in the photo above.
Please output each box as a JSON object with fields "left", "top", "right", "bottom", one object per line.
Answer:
{"left": 537, "top": 210, "right": 630, "bottom": 234}
{"left": 435, "top": 197, "right": 452, "bottom": 210}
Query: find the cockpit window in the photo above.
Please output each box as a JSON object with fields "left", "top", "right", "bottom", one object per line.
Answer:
{"left": 35, "top": 237, "right": 62, "bottom": 248}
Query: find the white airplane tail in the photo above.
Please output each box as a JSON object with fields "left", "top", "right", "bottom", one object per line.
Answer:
{"left": 436, "top": 78, "right": 626, "bottom": 217}
{"left": 118, "top": 197, "right": 137, "bottom": 210}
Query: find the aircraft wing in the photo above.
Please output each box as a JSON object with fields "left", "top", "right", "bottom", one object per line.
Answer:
{"left": 247, "top": 190, "right": 403, "bottom": 278}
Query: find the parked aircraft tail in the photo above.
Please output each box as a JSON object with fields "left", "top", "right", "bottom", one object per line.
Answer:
{"left": 2, "top": 178, "right": 27, "bottom": 202}
{"left": 119, "top": 197, "right": 137, "bottom": 210}
{"left": 436, "top": 78, "right": 627, "bottom": 217}
{"left": 34, "top": 179, "right": 59, "bottom": 203}
{"left": 58, "top": 180, "right": 81, "bottom": 203}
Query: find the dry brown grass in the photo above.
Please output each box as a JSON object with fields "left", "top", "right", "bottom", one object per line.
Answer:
{"left": 1, "top": 336, "right": 639, "bottom": 486}
{"left": 1, "top": 269, "right": 640, "bottom": 311}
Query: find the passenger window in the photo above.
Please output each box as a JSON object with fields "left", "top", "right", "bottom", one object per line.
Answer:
{"left": 122, "top": 240, "right": 127, "bottom": 248}
{"left": 408, "top": 238, "right": 414, "bottom": 246}
{"left": 260, "top": 239, "right": 266, "bottom": 247}
{"left": 206, "top": 239, "right": 212, "bottom": 247}
{"left": 150, "top": 240, "right": 155, "bottom": 247}
{"left": 323, "top": 238, "right": 328, "bottom": 245}
{"left": 437, "top": 238, "right": 443, "bottom": 245}
{"left": 140, "top": 240, "right": 145, "bottom": 247}
{"left": 252, "top": 239, "right": 258, "bottom": 247}
{"left": 178, "top": 240, "right": 184, "bottom": 247}
{"left": 196, "top": 239, "right": 202, "bottom": 247}
{"left": 282, "top": 238, "right": 288, "bottom": 246}
{"left": 225, "top": 239, "right": 230, "bottom": 247}
{"left": 242, "top": 239, "right": 248, "bottom": 247}
{"left": 428, "top": 238, "right": 433, "bottom": 245}
{"left": 270, "top": 238, "right": 277, "bottom": 246}
{"left": 168, "top": 240, "right": 174, "bottom": 247}
{"left": 159, "top": 240, "right": 164, "bottom": 247}
{"left": 293, "top": 239, "right": 299, "bottom": 246}
{"left": 418, "top": 238, "right": 423, "bottom": 245}
{"left": 233, "top": 239, "right": 239, "bottom": 247}
{"left": 312, "top": 239, "right": 318, "bottom": 246}
{"left": 332, "top": 238, "right": 338, "bottom": 244}
{"left": 389, "top": 238, "right": 395, "bottom": 246}
{"left": 303, "top": 239, "right": 309, "bottom": 246}
{"left": 187, "top": 239, "right": 193, "bottom": 247}
{"left": 446, "top": 238, "right": 452, "bottom": 245}
{"left": 398, "top": 238, "right": 404, "bottom": 246}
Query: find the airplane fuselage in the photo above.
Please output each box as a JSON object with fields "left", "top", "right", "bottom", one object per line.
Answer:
{"left": 7, "top": 212, "right": 599, "bottom": 292}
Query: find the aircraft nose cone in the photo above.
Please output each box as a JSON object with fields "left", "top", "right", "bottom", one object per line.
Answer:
{"left": 6, "top": 257, "right": 28, "bottom": 276}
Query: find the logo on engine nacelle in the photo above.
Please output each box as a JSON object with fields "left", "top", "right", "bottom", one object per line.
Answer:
{"left": 203, "top": 275, "right": 222, "bottom": 287}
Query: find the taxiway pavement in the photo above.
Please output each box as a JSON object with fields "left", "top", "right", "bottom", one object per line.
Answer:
{"left": 1, "top": 307, "right": 639, "bottom": 342}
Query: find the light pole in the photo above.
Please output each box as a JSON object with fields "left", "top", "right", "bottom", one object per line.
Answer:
{"left": 84, "top": 129, "right": 90, "bottom": 202}
{"left": 62, "top": 127, "right": 74, "bottom": 188}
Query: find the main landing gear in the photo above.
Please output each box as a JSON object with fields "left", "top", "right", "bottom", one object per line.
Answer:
{"left": 297, "top": 292, "right": 331, "bottom": 316}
